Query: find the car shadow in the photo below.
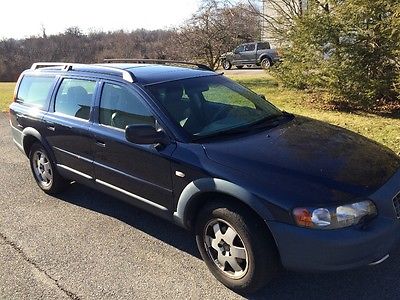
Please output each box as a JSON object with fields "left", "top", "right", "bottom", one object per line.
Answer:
{"left": 57, "top": 182, "right": 400, "bottom": 299}
{"left": 251, "top": 244, "right": 400, "bottom": 298}
{"left": 250, "top": 255, "right": 400, "bottom": 299}
{"left": 56, "top": 182, "right": 201, "bottom": 260}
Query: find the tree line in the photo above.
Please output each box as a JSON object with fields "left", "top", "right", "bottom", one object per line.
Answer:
{"left": 0, "top": 1, "right": 259, "bottom": 81}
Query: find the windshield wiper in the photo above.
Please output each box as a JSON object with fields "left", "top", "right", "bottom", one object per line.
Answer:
{"left": 194, "top": 113, "right": 292, "bottom": 141}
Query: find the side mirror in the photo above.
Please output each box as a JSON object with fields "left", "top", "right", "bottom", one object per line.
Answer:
{"left": 125, "top": 124, "right": 169, "bottom": 145}
{"left": 259, "top": 94, "right": 266, "bottom": 100}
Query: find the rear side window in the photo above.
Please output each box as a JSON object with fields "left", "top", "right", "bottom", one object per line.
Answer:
{"left": 257, "top": 42, "right": 271, "bottom": 50}
{"left": 17, "top": 76, "right": 55, "bottom": 109}
{"left": 54, "top": 78, "right": 96, "bottom": 120}
{"left": 99, "top": 83, "right": 154, "bottom": 130}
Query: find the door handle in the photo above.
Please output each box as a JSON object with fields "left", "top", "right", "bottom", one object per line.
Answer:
{"left": 95, "top": 140, "right": 106, "bottom": 147}
{"left": 45, "top": 122, "right": 56, "bottom": 131}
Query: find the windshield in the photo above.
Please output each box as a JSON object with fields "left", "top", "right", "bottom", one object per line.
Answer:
{"left": 145, "top": 75, "right": 282, "bottom": 138}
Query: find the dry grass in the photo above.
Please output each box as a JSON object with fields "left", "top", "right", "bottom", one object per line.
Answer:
{"left": 0, "top": 82, "right": 14, "bottom": 112}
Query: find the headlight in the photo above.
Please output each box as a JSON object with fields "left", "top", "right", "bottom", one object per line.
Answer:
{"left": 293, "top": 200, "right": 377, "bottom": 229}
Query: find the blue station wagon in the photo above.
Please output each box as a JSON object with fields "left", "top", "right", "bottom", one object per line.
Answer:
{"left": 9, "top": 60, "right": 400, "bottom": 293}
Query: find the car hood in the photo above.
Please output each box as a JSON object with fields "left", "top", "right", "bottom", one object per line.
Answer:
{"left": 203, "top": 116, "right": 400, "bottom": 204}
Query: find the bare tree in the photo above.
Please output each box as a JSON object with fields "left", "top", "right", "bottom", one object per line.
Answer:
{"left": 219, "top": 0, "right": 331, "bottom": 46}
{"left": 175, "top": 0, "right": 260, "bottom": 69}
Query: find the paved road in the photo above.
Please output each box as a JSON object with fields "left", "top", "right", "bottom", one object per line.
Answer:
{"left": 0, "top": 113, "right": 399, "bottom": 299}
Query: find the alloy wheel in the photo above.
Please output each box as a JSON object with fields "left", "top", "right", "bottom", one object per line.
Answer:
{"left": 32, "top": 150, "right": 53, "bottom": 187}
{"left": 261, "top": 58, "right": 271, "bottom": 69}
{"left": 203, "top": 218, "right": 249, "bottom": 279}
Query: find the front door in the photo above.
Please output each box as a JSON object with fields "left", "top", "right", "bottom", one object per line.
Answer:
{"left": 91, "top": 81, "right": 175, "bottom": 213}
{"left": 242, "top": 44, "right": 257, "bottom": 64}
{"left": 233, "top": 45, "right": 245, "bottom": 65}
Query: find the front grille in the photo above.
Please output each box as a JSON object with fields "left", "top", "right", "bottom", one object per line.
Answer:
{"left": 393, "top": 192, "right": 400, "bottom": 219}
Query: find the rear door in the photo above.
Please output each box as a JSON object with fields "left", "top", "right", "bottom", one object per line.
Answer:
{"left": 91, "top": 81, "right": 175, "bottom": 213}
{"left": 43, "top": 77, "right": 98, "bottom": 180}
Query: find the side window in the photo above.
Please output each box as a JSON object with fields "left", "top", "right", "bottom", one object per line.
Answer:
{"left": 54, "top": 78, "right": 96, "bottom": 120}
{"left": 17, "top": 76, "right": 55, "bottom": 109}
{"left": 257, "top": 42, "right": 270, "bottom": 50}
{"left": 99, "top": 83, "right": 154, "bottom": 130}
{"left": 235, "top": 45, "right": 245, "bottom": 53}
{"left": 244, "top": 44, "right": 255, "bottom": 51}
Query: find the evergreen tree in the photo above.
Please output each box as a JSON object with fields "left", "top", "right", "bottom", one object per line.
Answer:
{"left": 273, "top": 0, "right": 400, "bottom": 107}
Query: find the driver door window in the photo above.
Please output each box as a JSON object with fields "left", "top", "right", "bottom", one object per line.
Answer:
{"left": 244, "top": 44, "right": 255, "bottom": 52}
{"left": 99, "top": 83, "right": 154, "bottom": 130}
{"left": 235, "top": 45, "right": 244, "bottom": 53}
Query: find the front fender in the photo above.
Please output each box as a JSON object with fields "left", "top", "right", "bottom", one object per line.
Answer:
{"left": 173, "top": 178, "right": 275, "bottom": 229}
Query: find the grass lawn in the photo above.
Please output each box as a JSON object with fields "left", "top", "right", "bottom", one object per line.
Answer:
{"left": 0, "top": 82, "right": 14, "bottom": 112}
{"left": 1, "top": 74, "right": 399, "bottom": 154}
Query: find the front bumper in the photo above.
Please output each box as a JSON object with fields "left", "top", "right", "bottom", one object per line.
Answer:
{"left": 268, "top": 216, "right": 400, "bottom": 272}
{"left": 268, "top": 169, "right": 400, "bottom": 272}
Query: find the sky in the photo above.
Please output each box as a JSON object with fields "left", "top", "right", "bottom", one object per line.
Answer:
{"left": 0, "top": 0, "right": 201, "bottom": 39}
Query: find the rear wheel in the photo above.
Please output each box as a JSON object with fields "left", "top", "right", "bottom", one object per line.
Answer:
{"left": 222, "top": 60, "right": 232, "bottom": 70}
{"left": 29, "top": 142, "right": 69, "bottom": 194}
{"left": 260, "top": 58, "right": 271, "bottom": 69}
{"left": 195, "top": 202, "right": 280, "bottom": 293}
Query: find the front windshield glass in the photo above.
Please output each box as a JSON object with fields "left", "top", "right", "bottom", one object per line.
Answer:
{"left": 146, "top": 75, "right": 281, "bottom": 138}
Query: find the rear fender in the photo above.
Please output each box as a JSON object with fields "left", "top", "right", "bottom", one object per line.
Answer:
{"left": 22, "top": 127, "right": 56, "bottom": 163}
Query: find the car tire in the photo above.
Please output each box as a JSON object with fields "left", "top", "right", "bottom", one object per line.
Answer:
{"left": 29, "top": 142, "right": 69, "bottom": 194}
{"left": 195, "top": 201, "right": 280, "bottom": 293}
{"left": 236, "top": 65, "right": 244, "bottom": 69}
{"left": 260, "top": 58, "right": 271, "bottom": 69}
{"left": 222, "top": 60, "right": 232, "bottom": 70}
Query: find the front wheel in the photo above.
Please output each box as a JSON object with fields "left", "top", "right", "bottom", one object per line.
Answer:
{"left": 222, "top": 59, "right": 232, "bottom": 70}
{"left": 195, "top": 202, "right": 280, "bottom": 293}
{"left": 29, "top": 142, "right": 69, "bottom": 194}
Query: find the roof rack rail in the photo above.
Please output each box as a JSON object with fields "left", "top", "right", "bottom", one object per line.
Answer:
{"left": 30, "top": 62, "right": 135, "bottom": 83}
{"left": 31, "top": 62, "right": 71, "bottom": 70}
{"left": 103, "top": 58, "right": 214, "bottom": 71}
